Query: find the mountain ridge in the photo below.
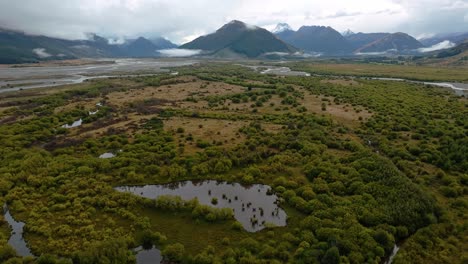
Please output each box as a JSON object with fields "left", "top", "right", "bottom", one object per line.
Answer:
{"left": 0, "top": 28, "right": 178, "bottom": 63}
{"left": 180, "top": 20, "right": 297, "bottom": 58}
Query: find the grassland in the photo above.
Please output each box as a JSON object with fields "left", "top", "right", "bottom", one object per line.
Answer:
{"left": 0, "top": 62, "right": 466, "bottom": 264}
{"left": 288, "top": 61, "right": 468, "bottom": 82}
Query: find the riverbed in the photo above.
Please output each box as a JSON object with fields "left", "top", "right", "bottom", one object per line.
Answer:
{"left": 0, "top": 58, "right": 197, "bottom": 93}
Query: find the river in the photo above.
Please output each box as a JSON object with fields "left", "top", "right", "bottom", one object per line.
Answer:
{"left": 244, "top": 65, "right": 468, "bottom": 96}
{"left": 0, "top": 58, "right": 196, "bottom": 93}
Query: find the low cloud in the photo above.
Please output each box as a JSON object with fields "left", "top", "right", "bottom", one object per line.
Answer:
{"left": 355, "top": 49, "right": 397, "bottom": 56}
{"left": 107, "top": 38, "right": 126, "bottom": 45}
{"left": 157, "top": 49, "right": 202, "bottom": 57}
{"left": 417, "top": 40, "right": 456, "bottom": 52}
{"left": 32, "top": 48, "right": 52, "bottom": 58}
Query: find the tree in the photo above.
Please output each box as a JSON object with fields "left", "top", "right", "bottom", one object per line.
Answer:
{"left": 162, "top": 243, "right": 185, "bottom": 262}
{"left": 322, "top": 246, "right": 340, "bottom": 264}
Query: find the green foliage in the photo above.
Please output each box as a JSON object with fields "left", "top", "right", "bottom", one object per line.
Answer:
{"left": 0, "top": 62, "right": 465, "bottom": 264}
{"left": 162, "top": 243, "right": 185, "bottom": 262}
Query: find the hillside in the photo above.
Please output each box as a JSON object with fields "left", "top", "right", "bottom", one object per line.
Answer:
{"left": 0, "top": 28, "right": 178, "bottom": 63}
{"left": 416, "top": 41, "right": 468, "bottom": 67}
{"left": 180, "top": 20, "right": 296, "bottom": 58}
{"left": 345, "top": 32, "right": 390, "bottom": 50}
{"left": 275, "top": 25, "right": 351, "bottom": 54}
{"left": 420, "top": 32, "right": 468, "bottom": 46}
{"left": 356, "top": 32, "right": 423, "bottom": 53}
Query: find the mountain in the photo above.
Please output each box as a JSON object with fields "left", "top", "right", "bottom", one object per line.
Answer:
{"left": 345, "top": 33, "right": 390, "bottom": 50}
{"left": 341, "top": 29, "right": 355, "bottom": 37}
{"left": 433, "top": 41, "right": 468, "bottom": 58}
{"left": 150, "top": 37, "right": 178, "bottom": 49}
{"left": 180, "top": 20, "right": 297, "bottom": 58}
{"left": 273, "top": 23, "right": 293, "bottom": 34}
{"left": 0, "top": 29, "right": 78, "bottom": 63}
{"left": 355, "top": 32, "right": 423, "bottom": 53}
{"left": 275, "top": 25, "right": 352, "bottom": 54}
{"left": 120, "top": 37, "right": 158, "bottom": 57}
{"left": 414, "top": 41, "right": 468, "bottom": 67}
{"left": 0, "top": 28, "right": 181, "bottom": 63}
{"left": 420, "top": 32, "right": 468, "bottom": 46}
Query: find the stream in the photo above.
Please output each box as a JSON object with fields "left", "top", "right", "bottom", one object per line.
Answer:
{"left": 3, "top": 204, "right": 33, "bottom": 257}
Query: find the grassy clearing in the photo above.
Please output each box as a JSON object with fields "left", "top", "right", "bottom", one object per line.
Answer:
{"left": 290, "top": 62, "right": 468, "bottom": 82}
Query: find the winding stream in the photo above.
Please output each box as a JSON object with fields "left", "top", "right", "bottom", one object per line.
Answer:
{"left": 384, "top": 244, "right": 400, "bottom": 264}
{"left": 3, "top": 205, "right": 33, "bottom": 257}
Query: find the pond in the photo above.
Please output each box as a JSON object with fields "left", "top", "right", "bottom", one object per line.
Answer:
{"left": 99, "top": 152, "right": 116, "bottom": 159}
{"left": 134, "top": 246, "right": 162, "bottom": 264}
{"left": 115, "top": 181, "right": 287, "bottom": 232}
{"left": 61, "top": 118, "right": 82, "bottom": 128}
{"left": 3, "top": 205, "right": 34, "bottom": 257}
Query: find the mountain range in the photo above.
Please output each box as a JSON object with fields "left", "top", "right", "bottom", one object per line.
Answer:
{"left": 180, "top": 20, "right": 296, "bottom": 58}
{"left": 272, "top": 23, "right": 425, "bottom": 55}
{"left": 275, "top": 25, "right": 351, "bottom": 54}
{"left": 0, "top": 28, "right": 177, "bottom": 63}
{"left": 0, "top": 21, "right": 467, "bottom": 63}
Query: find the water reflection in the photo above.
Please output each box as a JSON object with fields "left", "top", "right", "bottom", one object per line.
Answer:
{"left": 134, "top": 246, "right": 162, "bottom": 264}
{"left": 3, "top": 205, "right": 33, "bottom": 257}
{"left": 61, "top": 119, "right": 83, "bottom": 128}
{"left": 115, "top": 181, "right": 287, "bottom": 232}
{"left": 99, "top": 152, "right": 116, "bottom": 159}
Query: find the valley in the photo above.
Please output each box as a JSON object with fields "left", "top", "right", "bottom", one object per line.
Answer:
{"left": 0, "top": 60, "right": 466, "bottom": 263}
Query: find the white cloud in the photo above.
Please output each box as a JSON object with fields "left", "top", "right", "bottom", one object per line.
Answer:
{"left": 417, "top": 40, "right": 456, "bottom": 52}
{"left": 32, "top": 48, "right": 52, "bottom": 58}
{"left": 0, "top": 0, "right": 467, "bottom": 43}
{"left": 157, "top": 49, "right": 202, "bottom": 57}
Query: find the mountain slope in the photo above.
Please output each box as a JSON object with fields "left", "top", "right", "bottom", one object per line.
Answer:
{"left": 420, "top": 32, "right": 468, "bottom": 46}
{"left": 120, "top": 37, "right": 158, "bottom": 57}
{"left": 180, "top": 20, "right": 296, "bottom": 58}
{"left": 150, "top": 37, "right": 178, "bottom": 49}
{"left": 0, "top": 29, "right": 78, "bottom": 63}
{"left": 345, "top": 32, "right": 390, "bottom": 50}
{"left": 415, "top": 41, "right": 468, "bottom": 67}
{"left": 356, "top": 32, "right": 423, "bottom": 53}
{"left": 0, "top": 28, "right": 182, "bottom": 63}
{"left": 275, "top": 25, "right": 352, "bottom": 54}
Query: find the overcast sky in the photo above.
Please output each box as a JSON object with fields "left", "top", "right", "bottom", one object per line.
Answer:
{"left": 0, "top": 0, "right": 467, "bottom": 44}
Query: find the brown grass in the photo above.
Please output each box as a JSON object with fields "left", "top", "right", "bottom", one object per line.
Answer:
{"left": 164, "top": 117, "right": 248, "bottom": 155}
{"left": 105, "top": 78, "right": 245, "bottom": 108}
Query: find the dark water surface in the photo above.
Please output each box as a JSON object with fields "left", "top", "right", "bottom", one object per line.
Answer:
{"left": 3, "top": 205, "right": 33, "bottom": 257}
{"left": 134, "top": 246, "right": 163, "bottom": 264}
{"left": 115, "top": 181, "right": 287, "bottom": 232}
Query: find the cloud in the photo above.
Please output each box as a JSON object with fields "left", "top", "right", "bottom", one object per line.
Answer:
{"left": 0, "top": 0, "right": 467, "bottom": 44}
{"left": 32, "top": 48, "right": 52, "bottom": 58}
{"left": 157, "top": 49, "right": 202, "bottom": 57}
{"left": 355, "top": 49, "right": 397, "bottom": 56}
{"left": 417, "top": 40, "right": 456, "bottom": 52}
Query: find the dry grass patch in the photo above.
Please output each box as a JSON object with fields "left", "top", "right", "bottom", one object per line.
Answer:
{"left": 54, "top": 99, "right": 102, "bottom": 114}
{"left": 164, "top": 117, "right": 248, "bottom": 155}
{"left": 105, "top": 80, "right": 245, "bottom": 108}
{"left": 300, "top": 91, "right": 372, "bottom": 126}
